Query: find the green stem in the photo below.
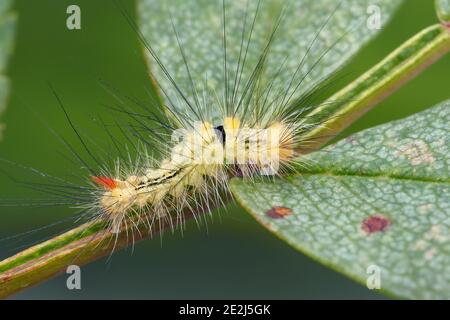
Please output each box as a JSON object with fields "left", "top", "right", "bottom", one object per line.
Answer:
{"left": 1, "top": 24, "right": 450, "bottom": 299}
{"left": 0, "top": 214, "right": 191, "bottom": 298}
{"left": 297, "top": 24, "right": 450, "bottom": 153}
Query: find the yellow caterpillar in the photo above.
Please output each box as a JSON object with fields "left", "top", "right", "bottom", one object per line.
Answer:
{"left": 3, "top": 0, "right": 345, "bottom": 240}
{"left": 93, "top": 117, "right": 295, "bottom": 232}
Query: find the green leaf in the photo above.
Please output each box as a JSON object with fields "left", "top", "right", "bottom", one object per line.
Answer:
{"left": 138, "top": 0, "right": 402, "bottom": 123}
{"left": 436, "top": 0, "right": 450, "bottom": 23}
{"left": 0, "top": 0, "right": 16, "bottom": 140}
{"left": 231, "top": 101, "right": 450, "bottom": 299}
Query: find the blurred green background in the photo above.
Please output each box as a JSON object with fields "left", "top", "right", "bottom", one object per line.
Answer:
{"left": 0, "top": 0, "right": 449, "bottom": 299}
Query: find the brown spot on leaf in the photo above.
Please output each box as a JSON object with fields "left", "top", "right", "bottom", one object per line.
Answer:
{"left": 266, "top": 206, "right": 292, "bottom": 219}
{"left": 394, "top": 140, "right": 435, "bottom": 165}
{"left": 362, "top": 215, "right": 391, "bottom": 234}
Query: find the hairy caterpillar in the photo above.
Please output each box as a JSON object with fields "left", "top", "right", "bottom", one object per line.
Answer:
{"left": 93, "top": 116, "right": 296, "bottom": 233}
{"left": 83, "top": 0, "right": 327, "bottom": 237}
{"left": 0, "top": 0, "right": 394, "bottom": 248}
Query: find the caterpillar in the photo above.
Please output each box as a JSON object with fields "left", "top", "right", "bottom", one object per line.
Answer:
{"left": 1, "top": 0, "right": 391, "bottom": 247}
{"left": 83, "top": 0, "right": 331, "bottom": 237}
{"left": 93, "top": 116, "right": 296, "bottom": 233}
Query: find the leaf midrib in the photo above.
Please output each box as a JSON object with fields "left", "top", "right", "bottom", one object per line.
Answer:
{"left": 283, "top": 170, "right": 450, "bottom": 184}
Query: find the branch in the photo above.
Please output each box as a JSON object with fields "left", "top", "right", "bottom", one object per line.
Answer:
{"left": 297, "top": 24, "right": 450, "bottom": 153}
{"left": 0, "top": 212, "right": 194, "bottom": 298}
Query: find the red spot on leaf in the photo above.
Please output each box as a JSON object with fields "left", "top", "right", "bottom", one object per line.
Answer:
{"left": 266, "top": 206, "right": 292, "bottom": 219}
{"left": 362, "top": 215, "right": 391, "bottom": 234}
{"left": 92, "top": 176, "right": 117, "bottom": 190}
